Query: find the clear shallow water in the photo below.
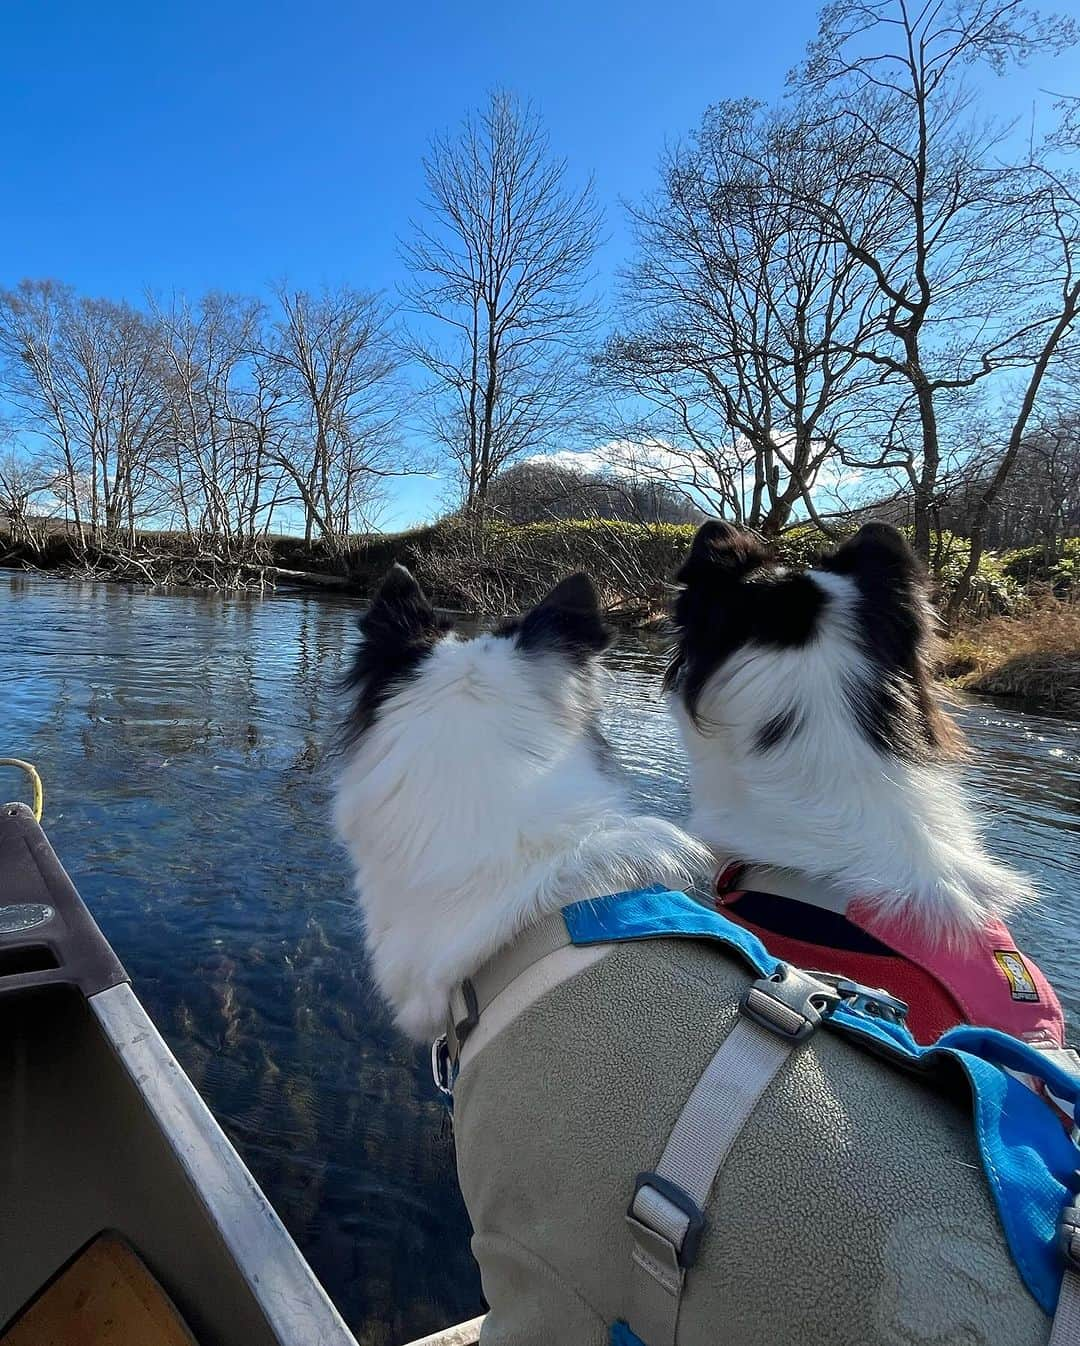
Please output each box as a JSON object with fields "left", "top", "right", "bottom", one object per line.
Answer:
{"left": 1, "top": 572, "right": 1077, "bottom": 1340}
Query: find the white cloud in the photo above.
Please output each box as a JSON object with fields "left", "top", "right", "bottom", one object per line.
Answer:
{"left": 525, "top": 439, "right": 873, "bottom": 514}
{"left": 526, "top": 439, "right": 716, "bottom": 484}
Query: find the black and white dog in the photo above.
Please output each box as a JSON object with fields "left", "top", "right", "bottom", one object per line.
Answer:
{"left": 666, "top": 519, "right": 1064, "bottom": 1046}
{"left": 333, "top": 566, "right": 709, "bottom": 1041}
{"left": 332, "top": 559, "right": 1058, "bottom": 1346}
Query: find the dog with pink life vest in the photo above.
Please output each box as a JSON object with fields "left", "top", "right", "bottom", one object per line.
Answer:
{"left": 666, "top": 518, "right": 1067, "bottom": 1053}
{"left": 334, "top": 561, "right": 1080, "bottom": 1346}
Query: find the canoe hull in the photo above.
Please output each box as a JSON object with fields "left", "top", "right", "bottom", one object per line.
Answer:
{"left": 0, "top": 802, "right": 357, "bottom": 1346}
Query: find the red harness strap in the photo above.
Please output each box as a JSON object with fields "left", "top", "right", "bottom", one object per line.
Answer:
{"left": 714, "top": 867, "right": 1065, "bottom": 1048}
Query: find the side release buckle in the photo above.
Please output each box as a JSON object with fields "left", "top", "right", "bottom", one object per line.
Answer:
{"left": 1061, "top": 1197, "right": 1080, "bottom": 1273}
{"left": 739, "top": 964, "right": 841, "bottom": 1042}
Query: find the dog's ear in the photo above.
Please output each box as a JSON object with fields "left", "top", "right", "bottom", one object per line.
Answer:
{"left": 510, "top": 572, "right": 612, "bottom": 663}
{"left": 820, "top": 522, "right": 924, "bottom": 588}
{"left": 675, "top": 520, "right": 769, "bottom": 587}
{"left": 666, "top": 521, "right": 821, "bottom": 712}
{"left": 361, "top": 564, "right": 442, "bottom": 645}
{"left": 342, "top": 566, "right": 449, "bottom": 744}
{"left": 819, "top": 522, "right": 960, "bottom": 758}
{"left": 820, "top": 524, "right": 932, "bottom": 652}
{"left": 820, "top": 522, "right": 931, "bottom": 633}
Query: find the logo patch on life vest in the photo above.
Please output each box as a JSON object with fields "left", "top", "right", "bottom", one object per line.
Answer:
{"left": 994, "top": 950, "right": 1039, "bottom": 1002}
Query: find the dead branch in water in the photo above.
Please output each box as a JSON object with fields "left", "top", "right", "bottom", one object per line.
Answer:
{"left": 0, "top": 530, "right": 365, "bottom": 593}
{"left": 51, "top": 547, "right": 273, "bottom": 592}
{"left": 239, "top": 563, "right": 352, "bottom": 590}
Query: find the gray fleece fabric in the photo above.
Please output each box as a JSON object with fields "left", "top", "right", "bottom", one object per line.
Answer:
{"left": 453, "top": 937, "right": 1051, "bottom": 1346}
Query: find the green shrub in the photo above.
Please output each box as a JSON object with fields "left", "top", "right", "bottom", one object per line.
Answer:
{"left": 771, "top": 525, "right": 1018, "bottom": 617}
{"left": 1000, "top": 538, "right": 1079, "bottom": 595}
{"left": 773, "top": 524, "right": 842, "bottom": 567}
{"left": 932, "top": 543, "right": 1021, "bottom": 616}
{"left": 338, "top": 517, "right": 1028, "bottom": 618}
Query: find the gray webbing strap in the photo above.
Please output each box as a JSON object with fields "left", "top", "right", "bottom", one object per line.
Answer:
{"left": 625, "top": 966, "right": 840, "bottom": 1346}
{"left": 446, "top": 913, "right": 572, "bottom": 1062}
{"left": 1052, "top": 1269, "right": 1080, "bottom": 1344}
{"left": 1053, "top": 1200, "right": 1080, "bottom": 1345}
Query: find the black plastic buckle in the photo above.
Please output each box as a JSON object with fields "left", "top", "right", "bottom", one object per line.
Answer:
{"left": 629, "top": 1171, "right": 706, "bottom": 1268}
{"left": 740, "top": 964, "right": 841, "bottom": 1042}
{"left": 1061, "top": 1201, "right": 1080, "bottom": 1272}
{"left": 452, "top": 977, "right": 480, "bottom": 1048}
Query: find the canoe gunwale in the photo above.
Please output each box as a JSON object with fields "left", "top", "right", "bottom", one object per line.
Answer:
{"left": 0, "top": 802, "right": 127, "bottom": 1000}
{"left": 90, "top": 980, "right": 358, "bottom": 1346}
{"left": 1, "top": 804, "right": 483, "bottom": 1346}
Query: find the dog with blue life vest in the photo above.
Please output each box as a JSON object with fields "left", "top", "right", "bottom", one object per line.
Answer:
{"left": 334, "top": 563, "right": 1077, "bottom": 1346}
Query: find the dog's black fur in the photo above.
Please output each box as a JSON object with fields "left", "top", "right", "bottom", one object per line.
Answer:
{"left": 665, "top": 520, "right": 825, "bottom": 721}
{"left": 667, "top": 520, "right": 957, "bottom": 763}
{"left": 344, "top": 567, "right": 611, "bottom": 746}
{"left": 818, "top": 522, "right": 954, "bottom": 758}
{"left": 342, "top": 564, "right": 451, "bottom": 745}
{"left": 495, "top": 572, "right": 612, "bottom": 664}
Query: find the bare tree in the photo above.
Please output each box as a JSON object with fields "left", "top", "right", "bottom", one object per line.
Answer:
{"left": 153, "top": 293, "right": 268, "bottom": 552}
{"left": 598, "top": 99, "right": 886, "bottom": 534}
{"left": 64, "top": 297, "right": 170, "bottom": 544}
{"left": 1016, "top": 400, "right": 1080, "bottom": 551}
{"left": 0, "top": 281, "right": 171, "bottom": 547}
{"left": 0, "top": 281, "right": 91, "bottom": 546}
{"left": 940, "top": 389, "right": 1080, "bottom": 550}
{"left": 789, "top": 0, "right": 1079, "bottom": 558}
{"left": 0, "top": 283, "right": 404, "bottom": 569}
{"left": 0, "top": 435, "right": 55, "bottom": 547}
{"left": 946, "top": 171, "right": 1080, "bottom": 617}
{"left": 402, "top": 92, "right": 602, "bottom": 518}
{"left": 226, "top": 353, "right": 293, "bottom": 544}
{"left": 265, "top": 286, "right": 403, "bottom": 553}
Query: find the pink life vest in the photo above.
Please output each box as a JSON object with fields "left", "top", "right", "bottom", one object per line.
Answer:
{"left": 851, "top": 902, "right": 1065, "bottom": 1049}
{"left": 715, "top": 865, "right": 1065, "bottom": 1048}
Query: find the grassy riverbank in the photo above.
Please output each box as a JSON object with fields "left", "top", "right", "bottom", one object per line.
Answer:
{"left": 939, "top": 601, "right": 1080, "bottom": 715}
{"left": 1, "top": 518, "right": 1064, "bottom": 601}
{"left": 0, "top": 520, "right": 704, "bottom": 617}
{"left": 4, "top": 523, "right": 1078, "bottom": 708}
{"left": 0, "top": 518, "right": 891, "bottom": 620}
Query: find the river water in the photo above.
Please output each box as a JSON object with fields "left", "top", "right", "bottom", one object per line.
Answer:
{"left": 1, "top": 572, "right": 1077, "bottom": 1343}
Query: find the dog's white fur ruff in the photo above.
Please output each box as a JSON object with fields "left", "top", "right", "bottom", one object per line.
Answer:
{"left": 675, "top": 569, "right": 1033, "bottom": 937}
{"left": 335, "top": 631, "right": 710, "bottom": 1039}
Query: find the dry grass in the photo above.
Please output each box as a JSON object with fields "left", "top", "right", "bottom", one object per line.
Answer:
{"left": 939, "top": 596, "right": 1080, "bottom": 714}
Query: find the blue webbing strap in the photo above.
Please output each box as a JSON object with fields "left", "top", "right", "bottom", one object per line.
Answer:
{"left": 562, "top": 886, "right": 1080, "bottom": 1318}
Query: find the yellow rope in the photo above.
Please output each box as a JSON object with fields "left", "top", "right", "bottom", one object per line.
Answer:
{"left": 0, "top": 759, "right": 44, "bottom": 822}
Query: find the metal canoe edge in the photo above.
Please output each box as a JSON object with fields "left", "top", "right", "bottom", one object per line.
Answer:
{"left": 401, "top": 1317, "right": 486, "bottom": 1346}
{"left": 89, "top": 981, "right": 359, "bottom": 1346}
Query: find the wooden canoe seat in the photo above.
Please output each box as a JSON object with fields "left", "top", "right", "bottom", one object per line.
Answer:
{"left": 0, "top": 1232, "right": 198, "bottom": 1346}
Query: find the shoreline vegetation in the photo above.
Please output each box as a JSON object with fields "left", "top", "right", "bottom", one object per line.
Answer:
{"left": 3, "top": 520, "right": 1077, "bottom": 714}
{"left": 939, "top": 603, "right": 1080, "bottom": 717}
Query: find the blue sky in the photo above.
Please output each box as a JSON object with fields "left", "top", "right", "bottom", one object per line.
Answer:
{"left": 2, "top": 1, "right": 1076, "bottom": 528}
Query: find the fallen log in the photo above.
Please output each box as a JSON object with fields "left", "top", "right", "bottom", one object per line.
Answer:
{"left": 240, "top": 562, "right": 354, "bottom": 590}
